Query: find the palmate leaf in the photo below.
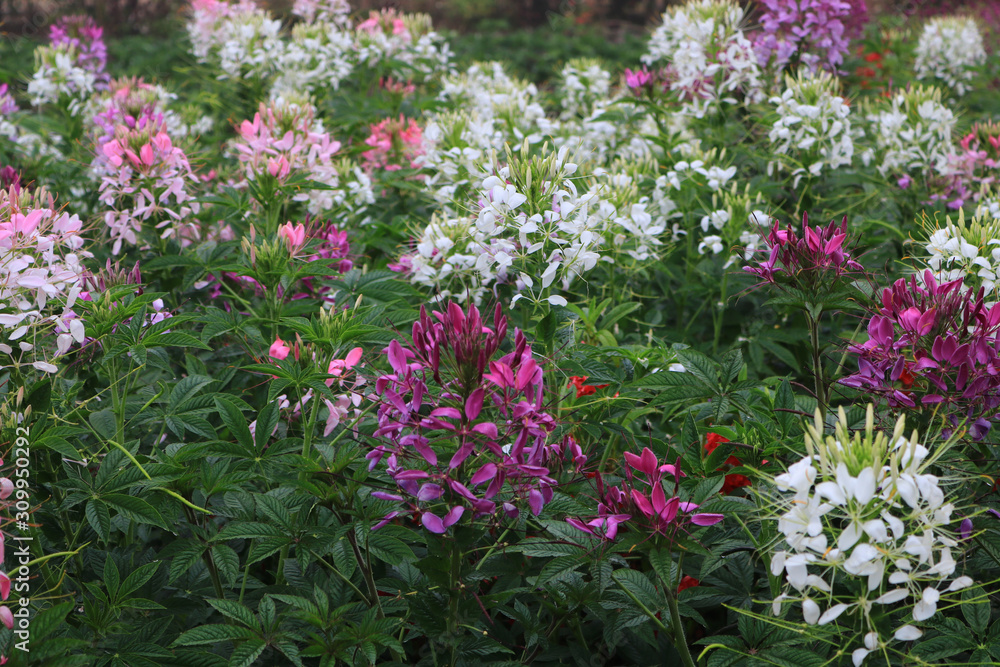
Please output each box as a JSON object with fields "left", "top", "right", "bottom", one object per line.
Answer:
{"left": 172, "top": 624, "right": 261, "bottom": 647}
{"left": 207, "top": 599, "right": 261, "bottom": 631}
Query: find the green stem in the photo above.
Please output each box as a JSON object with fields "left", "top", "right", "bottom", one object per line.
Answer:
{"left": 666, "top": 587, "right": 697, "bottom": 667}
{"left": 807, "top": 311, "right": 827, "bottom": 418}
{"left": 448, "top": 543, "right": 462, "bottom": 667}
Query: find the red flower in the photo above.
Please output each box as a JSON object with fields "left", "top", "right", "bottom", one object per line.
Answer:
{"left": 568, "top": 375, "right": 609, "bottom": 399}
{"left": 864, "top": 51, "right": 882, "bottom": 63}
{"left": 677, "top": 575, "right": 700, "bottom": 593}
{"left": 704, "top": 434, "right": 752, "bottom": 495}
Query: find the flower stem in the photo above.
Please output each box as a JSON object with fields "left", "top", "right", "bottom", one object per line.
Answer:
{"left": 665, "top": 587, "right": 697, "bottom": 667}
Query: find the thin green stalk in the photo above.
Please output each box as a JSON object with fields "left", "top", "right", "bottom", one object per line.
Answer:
{"left": 807, "top": 312, "right": 827, "bottom": 417}
{"left": 665, "top": 587, "right": 697, "bottom": 667}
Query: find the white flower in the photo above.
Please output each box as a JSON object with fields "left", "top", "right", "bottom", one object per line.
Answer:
{"left": 893, "top": 625, "right": 923, "bottom": 641}
{"left": 912, "top": 587, "right": 940, "bottom": 621}
{"left": 914, "top": 16, "right": 986, "bottom": 95}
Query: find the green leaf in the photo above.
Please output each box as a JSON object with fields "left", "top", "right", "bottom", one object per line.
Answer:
{"left": 118, "top": 562, "right": 161, "bottom": 599}
{"left": 254, "top": 399, "right": 280, "bottom": 451}
{"left": 207, "top": 599, "right": 260, "bottom": 631}
{"left": 143, "top": 332, "right": 212, "bottom": 350}
{"left": 214, "top": 398, "right": 254, "bottom": 451}
{"left": 172, "top": 624, "right": 260, "bottom": 647}
{"left": 86, "top": 500, "right": 111, "bottom": 542}
{"left": 89, "top": 409, "right": 117, "bottom": 440}
{"left": 963, "top": 585, "right": 991, "bottom": 634}
{"left": 913, "top": 634, "right": 976, "bottom": 661}
{"left": 612, "top": 568, "right": 661, "bottom": 608}
{"left": 102, "top": 493, "right": 167, "bottom": 529}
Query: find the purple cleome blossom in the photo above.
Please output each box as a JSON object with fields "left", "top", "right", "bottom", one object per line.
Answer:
{"left": 841, "top": 269, "right": 1000, "bottom": 439}
{"left": 49, "top": 15, "right": 109, "bottom": 85}
{"left": 753, "top": 0, "right": 869, "bottom": 73}
{"left": 567, "top": 447, "right": 723, "bottom": 541}
{"left": 744, "top": 212, "right": 865, "bottom": 292}
{"left": 369, "top": 302, "right": 576, "bottom": 533}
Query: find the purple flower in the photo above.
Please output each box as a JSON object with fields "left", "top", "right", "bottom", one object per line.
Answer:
{"left": 0, "top": 84, "right": 16, "bottom": 116}
{"left": 568, "top": 449, "right": 724, "bottom": 541}
{"left": 841, "top": 270, "right": 1000, "bottom": 439}
{"left": 898, "top": 175, "right": 912, "bottom": 189}
{"left": 369, "top": 302, "right": 571, "bottom": 533}
{"left": 753, "top": 0, "right": 867, "bottom": 73}
{"left": 50, "top": 15, "right": 108, "bottom": 83}
{"left": 0, "top": 167, "right": 20, "bottom": 194}
{"left": 744, "top": 212, "right": 864, "bottom": 292}
{"left": 624, "top": 67, "right": 653, "bottom": 91}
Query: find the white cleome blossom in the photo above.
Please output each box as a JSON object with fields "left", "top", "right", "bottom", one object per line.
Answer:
{"left": 769, "top": 407, "right": 974, "bottom": 666}
{"left": 914, "top": 16, "right": 986, "bottom": 96}
{"left": 768, "top": 71, "right": 853, "bottom": 186}
{"left": 865, "top": 85, "right": 955, "bottom": 178}
{"left": 27, "top": 44, "right": 96, "bottom": 115}
{"left": 922, "top": 208, "right": 1000, "bottom": 302}
{"left": 641, "top": 0, "right": 762, "bottom": 118}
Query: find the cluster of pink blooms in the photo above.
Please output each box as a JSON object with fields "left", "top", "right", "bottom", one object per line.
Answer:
{"left": 0, "top": 186, "right": 90, "bottom": 372}
{"left": 286, "top": 219, "right": 353, "bottom": 301}
{"left": 357, "top": 8, "right": 410, "bottom": 41}
{"left": 368, "top": 303, "right": 570, "bottom": 533}
{"left": 753, "top": 0, "right": 868, "bottom": 72}
{"left": 744, "top": 212, "right": 865, "bottom": 292}
{"left": 841, "top": 269, "right": 1000, "bottom": 440}
{"left": 0, "top": 84, "right": 16, "bottom": 115}
{"left": 233, "top": 102, "right": 340, "bottom": 189}
{"left": 90, "top": 78, "right": 168, "bottom": 150}
{"left": 98, "top": 120, "right": 200, "bottom": 254}
{"left": 361, "top": 115, "right": 423, "bottom": 173}
{"left": 265, "top": 336, "right": 365, "bottom": 439}
{"left": 568, "top": 448, "right": 723, "bottom": 540}
{"left": 934, "top": 124, "right": 1000, "bottom": 210}
{"left": 48, "top": 14, "right": 108, "bottom": 86}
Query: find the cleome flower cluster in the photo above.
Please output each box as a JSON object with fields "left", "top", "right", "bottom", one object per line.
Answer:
{"left": 770, "top": 407, "right": 973, "bottom": 666}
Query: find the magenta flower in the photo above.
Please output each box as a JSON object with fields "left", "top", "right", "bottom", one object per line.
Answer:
{"left": 841, "top": 270, "right": 1000, "bottom": 439}
{"left": 744, "top": 212, "right": 865, "bottom": 294}
{"left": 753, "top": 0, "right": 868, "bottom": 73}
{"left": 568, "top": 449, "right": 723, "bottom": 541}
{"left": 49, "top": 15, "right": 108, "bottom": 83}
{"left": 368, "top": 302, "right": 575, "bottom": 534}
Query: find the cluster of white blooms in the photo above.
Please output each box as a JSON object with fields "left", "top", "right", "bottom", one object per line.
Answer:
{"left": 553, "top": 62, "right": 660, "bottom": 164}
{"left": 976, "top": 188, "right": 1000, "bottom": 221}
{"left": 914, "top": 16, "right": 986, "bottom": 96}
{"left": 641, "top": 0, "right": 762, "bottom": 118}
{"left": 558, "top": 58, "right": 612, "bottom": 120}
{"left": 270, "top": 21, "right": 354, "bottom": 100}
{"left": 768, "top": 71, "right": 854, "bottom": 185}
{"left": 418, "top": 62, "right": 550, "bottom": 205}
{"left": 0, "top": 186, "right": 91, "bottom": 373}
{"left": 291, "top": 0, "right": 350, "bottom": 25}
{"left": 353, "top": 10, "right": 452, "bottom": 80}
{"left": 922, "top": 209, "right": 1000, "bottom": 300}
{"left": 27, "top": 44, "right": 96, "bottom": 115}
{"left": 398, "top": 144, "right": 658, "bottom": 306}
{"left": 770, "top": 407, "right": 973, "bottom": 667}
{"left": 186, "top": 0, "right": 283, "bottom": 81}
{"left": 866, "top": 85, "right": 955, "bottom": 177}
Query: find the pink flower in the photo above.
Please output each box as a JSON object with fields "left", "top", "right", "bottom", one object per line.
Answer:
{"left": 624, "top": 67, "right": 652, "bottom": 90}
{"left": 269, "top": 337, "right": 290, "bottom": 360}
{"left": 325, "top": 347, "right": 362, "bottom": 387}
{"left": 278, "top": 222, "right": 306, "bottom": 253}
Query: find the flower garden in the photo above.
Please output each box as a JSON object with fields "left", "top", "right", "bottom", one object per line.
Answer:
{"left": 1, "top": 0, "right": 1000, "bottom": 664}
